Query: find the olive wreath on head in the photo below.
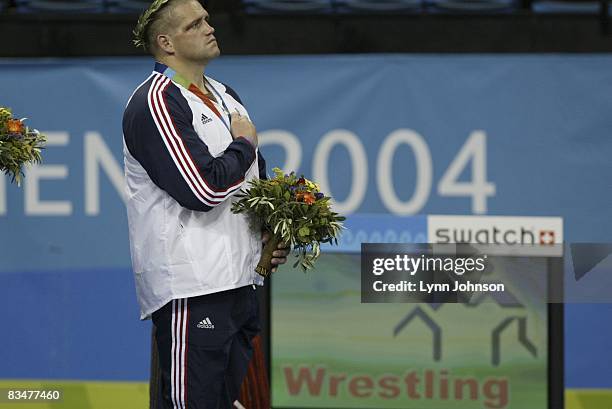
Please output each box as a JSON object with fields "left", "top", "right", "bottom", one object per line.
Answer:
{"left": 132, "top": 0, "right": 172, "bottom": 50}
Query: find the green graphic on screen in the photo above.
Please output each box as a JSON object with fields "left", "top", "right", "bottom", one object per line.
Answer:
{"left": 271, "top": 253, "right": 548, "bottom": 409}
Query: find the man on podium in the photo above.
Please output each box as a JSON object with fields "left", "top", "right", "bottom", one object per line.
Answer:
{"left": 123, "top": 0, "right": 287, "bottom": 407}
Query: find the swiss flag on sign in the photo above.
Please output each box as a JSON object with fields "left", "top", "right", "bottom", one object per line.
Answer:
{"left": 539, "top": 230, "right": 555, "bottom": 245}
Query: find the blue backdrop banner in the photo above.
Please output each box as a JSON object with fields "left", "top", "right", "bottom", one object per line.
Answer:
{"left": 0, "top": 55, "right": 611, "bottom": 386}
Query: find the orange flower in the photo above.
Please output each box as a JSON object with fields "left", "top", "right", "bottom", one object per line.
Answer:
{"left": 7, "top": 119, "right": 24, "bottom": 134}
{"left": 303, "top": 193, "right": 316, "bottom": 205}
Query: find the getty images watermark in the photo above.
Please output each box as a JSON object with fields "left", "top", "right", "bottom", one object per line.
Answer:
{"left": 370, "top": 252, "right": 503, "bottom": 294}
{"left": 361, "top": 243, "right": 551, "bottom": 304}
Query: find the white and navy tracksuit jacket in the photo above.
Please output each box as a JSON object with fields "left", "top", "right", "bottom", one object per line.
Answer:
{"left": 123, "top": 63, "right": 265, "bottom": 320}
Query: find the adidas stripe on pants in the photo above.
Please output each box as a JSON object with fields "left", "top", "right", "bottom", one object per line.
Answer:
{"left": 152, "top": 286, "right": 260, "bottom": 409}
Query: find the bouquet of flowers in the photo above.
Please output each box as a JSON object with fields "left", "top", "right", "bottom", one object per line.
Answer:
{"left": 0, "top": 107, "right": 46, "bottom": 186}
{"left": 232, "top": 168, "right": 345, "bottom": 276}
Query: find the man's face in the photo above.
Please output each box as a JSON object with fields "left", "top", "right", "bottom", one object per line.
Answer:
{"left": 165, "top": 0, "right": 220, "bottom": 63}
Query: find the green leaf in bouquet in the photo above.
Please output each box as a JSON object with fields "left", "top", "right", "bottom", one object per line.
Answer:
{"left": 312, "top": 241, "right": 320, "bottom": 258}
{"left": 272, "top": 167, "right": 284, "bottom": 179}
{"left": 248, "top": 197, "right": 259, "bottom": 205}
{"left": 273, "top": 184, "right": 282, "bottom": 197}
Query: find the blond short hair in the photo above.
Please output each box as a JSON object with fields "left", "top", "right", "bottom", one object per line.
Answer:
{"left": 133, "top": 0, "right": 191, "bottom": 54}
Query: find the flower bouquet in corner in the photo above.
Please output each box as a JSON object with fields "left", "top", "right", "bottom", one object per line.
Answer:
{"left": 0, "top": 107, "right": 46, "bottom": 186}
{"left": 232, "top": 168, "right": 345, "bottom": 277}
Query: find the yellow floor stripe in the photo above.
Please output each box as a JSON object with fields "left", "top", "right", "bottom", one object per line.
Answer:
{"left": 567, "top": 389, "right": 612, "bottom": 409}
{"left": 0, "top": 380, "right": 147, "bottom": 409}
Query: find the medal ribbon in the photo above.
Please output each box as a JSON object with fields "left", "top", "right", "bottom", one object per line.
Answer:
{"left": 154, "top": 62, "right": 231, "bottom": 133}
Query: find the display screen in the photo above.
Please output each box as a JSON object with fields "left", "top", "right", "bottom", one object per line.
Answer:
{"left": 271, "top": 252, "right": 551, "bottom": 409}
